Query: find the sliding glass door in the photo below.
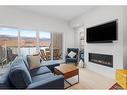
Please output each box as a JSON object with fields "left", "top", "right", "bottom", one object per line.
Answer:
{"left": 20, "top": 30, "right": 37, "bottom": 56}
{"left": 0, "top": 26, "right": 63, "bottom": 67}
{"left": 0, "top": 27, "right": 18, "bottom": 65}
{"left": 39, "top": 31, "right": 51, "bottom": 60}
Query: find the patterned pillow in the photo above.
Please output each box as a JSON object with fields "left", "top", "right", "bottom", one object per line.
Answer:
{"left": 68, "top": 51, "right": 76, "bottom": 58}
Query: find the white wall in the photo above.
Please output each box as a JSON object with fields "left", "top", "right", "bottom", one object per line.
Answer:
{"left": 123, "top": 7, "right": 127, "bottom": 69}
{"left": 0, "top": 6, "right": 74, "bottom": 60}
{"left": 73, "top": 28, "right": 81, "bottom": 48}
{"left": 70, "top": 6, "right": 124, "bottom": 79}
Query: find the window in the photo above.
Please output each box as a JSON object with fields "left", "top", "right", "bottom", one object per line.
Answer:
{"left": 0, "top": 27, "right": 18, "bottom": 64}
{"left": 0, "top": 26, "right": 63, "bottom": 66}
{"left": 53, "top": 32, "right": 63, "bottom": 60}
{"left": 39, "top": 32, "right": 51, "bottom": 60}
{"left": 20, "top": 30, "right": 37, "bottom": 56}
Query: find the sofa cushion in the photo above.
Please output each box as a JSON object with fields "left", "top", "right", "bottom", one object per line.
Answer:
{"left": 66, "top": 58, "right": 77, "bottom": 63}
{"left": 9, "top": 59, "right": 32, "bottom": 89}
{"left": 27, "top": 55, "right": 40, "bottom": 70}
{"left": 28, "top": 74, "right": 64, "bottom": 89}
{"left": 30, "top": 66, "right": 51, "bottom": 77}
{"left": 32, "top": 73, "right": 54, "bottom": 83}
{"left": 0, "top": 69, "right": 13, "bottom": 89}
{"left": 41, "top": 61, "right": 60, "bottom": 72}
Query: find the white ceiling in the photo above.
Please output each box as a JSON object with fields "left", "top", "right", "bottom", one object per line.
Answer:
{"left": 15, "top": 6, "right": 95, "bottom": 21}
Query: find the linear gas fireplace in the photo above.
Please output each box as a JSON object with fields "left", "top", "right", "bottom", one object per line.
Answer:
{"left": 89, "top": 53, "right": 113, "bottom": 68}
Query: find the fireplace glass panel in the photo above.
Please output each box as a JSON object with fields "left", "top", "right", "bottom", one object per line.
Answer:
{"left": 89, "top": 53, "right": 113, "bottom": 67}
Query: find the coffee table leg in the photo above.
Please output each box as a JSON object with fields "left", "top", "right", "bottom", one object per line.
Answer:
{"left": 65, "top": 80, "right": 72, "bottom": 86}
{"left": 64, "top": 74, "right": 79, "bottom": 89}
{"left": 78, "top": 72, "right": 79, "bottom": 83}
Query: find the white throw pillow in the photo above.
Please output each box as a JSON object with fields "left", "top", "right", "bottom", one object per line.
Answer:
{"left": 68, "top": 51, "right": 76, "bottom": 58}
{"left": 27, "top": 55, "right": 40, "bottom": 69}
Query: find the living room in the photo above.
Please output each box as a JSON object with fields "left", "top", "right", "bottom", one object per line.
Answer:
{"left": 0, "top": 5, "right": 127, "bottom": 91}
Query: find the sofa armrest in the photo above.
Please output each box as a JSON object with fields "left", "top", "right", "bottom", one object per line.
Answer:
{"left": 65, "top": 55, "right": 69, "bottom": 59}
{"left": 27, "top": 75, "right": 64, "bottom": 89}
{"left": 76, "top": 55, "right": 78, "bottom": 59}
{"left": 40, "top": 62, "right": 60, "bottom": 72}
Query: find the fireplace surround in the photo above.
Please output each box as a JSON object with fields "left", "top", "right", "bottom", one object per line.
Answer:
{"left": 89, "top": 53, "right": 113, "bottom": 67}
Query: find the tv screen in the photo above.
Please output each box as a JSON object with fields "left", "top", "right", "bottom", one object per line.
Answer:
{"left": 86, "top": 20, "right": 117, "bottom": 43}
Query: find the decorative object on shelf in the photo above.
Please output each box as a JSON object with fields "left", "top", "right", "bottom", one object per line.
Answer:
{"left": 116, "top": 69, "right": 127, "bottom": 89}
{"left": 79, "top": 50, "right": 85, "bottom": 68}
{"left": 79, "top": 31, "right": 84, "bottom": 51}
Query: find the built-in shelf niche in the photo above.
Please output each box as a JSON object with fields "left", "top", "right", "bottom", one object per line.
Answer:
{"left": 80, "top": 31, "right": 85, "bottom": 51}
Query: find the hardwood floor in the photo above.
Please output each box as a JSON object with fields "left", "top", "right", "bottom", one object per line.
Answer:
{"left": 66, "top": 67, "right": 115, "bottom": 89}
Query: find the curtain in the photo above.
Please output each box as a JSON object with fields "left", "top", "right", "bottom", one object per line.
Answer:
{"left": 53, "top": 32, "right": 63, "bottom": 59}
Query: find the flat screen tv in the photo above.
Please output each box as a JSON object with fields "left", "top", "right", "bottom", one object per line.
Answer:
{"left": 86, "top": 20, "right": 118, "bottom": 43}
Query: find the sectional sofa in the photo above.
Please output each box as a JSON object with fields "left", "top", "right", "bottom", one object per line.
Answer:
{"left": 0, "top": 56, "right": 64, "bottom": 89}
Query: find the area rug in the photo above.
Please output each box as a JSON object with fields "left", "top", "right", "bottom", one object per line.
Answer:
{"left": 109, "top": 83, "right": 123, "bottom": 90}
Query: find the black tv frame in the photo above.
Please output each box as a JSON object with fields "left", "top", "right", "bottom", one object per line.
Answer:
{"left": 86, "top": 19, "right": 118, "bottom": 43}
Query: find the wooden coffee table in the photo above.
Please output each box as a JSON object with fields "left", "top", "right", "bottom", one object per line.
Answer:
{"left": 54, "top": 64, "right": 79, "bottom": 89}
